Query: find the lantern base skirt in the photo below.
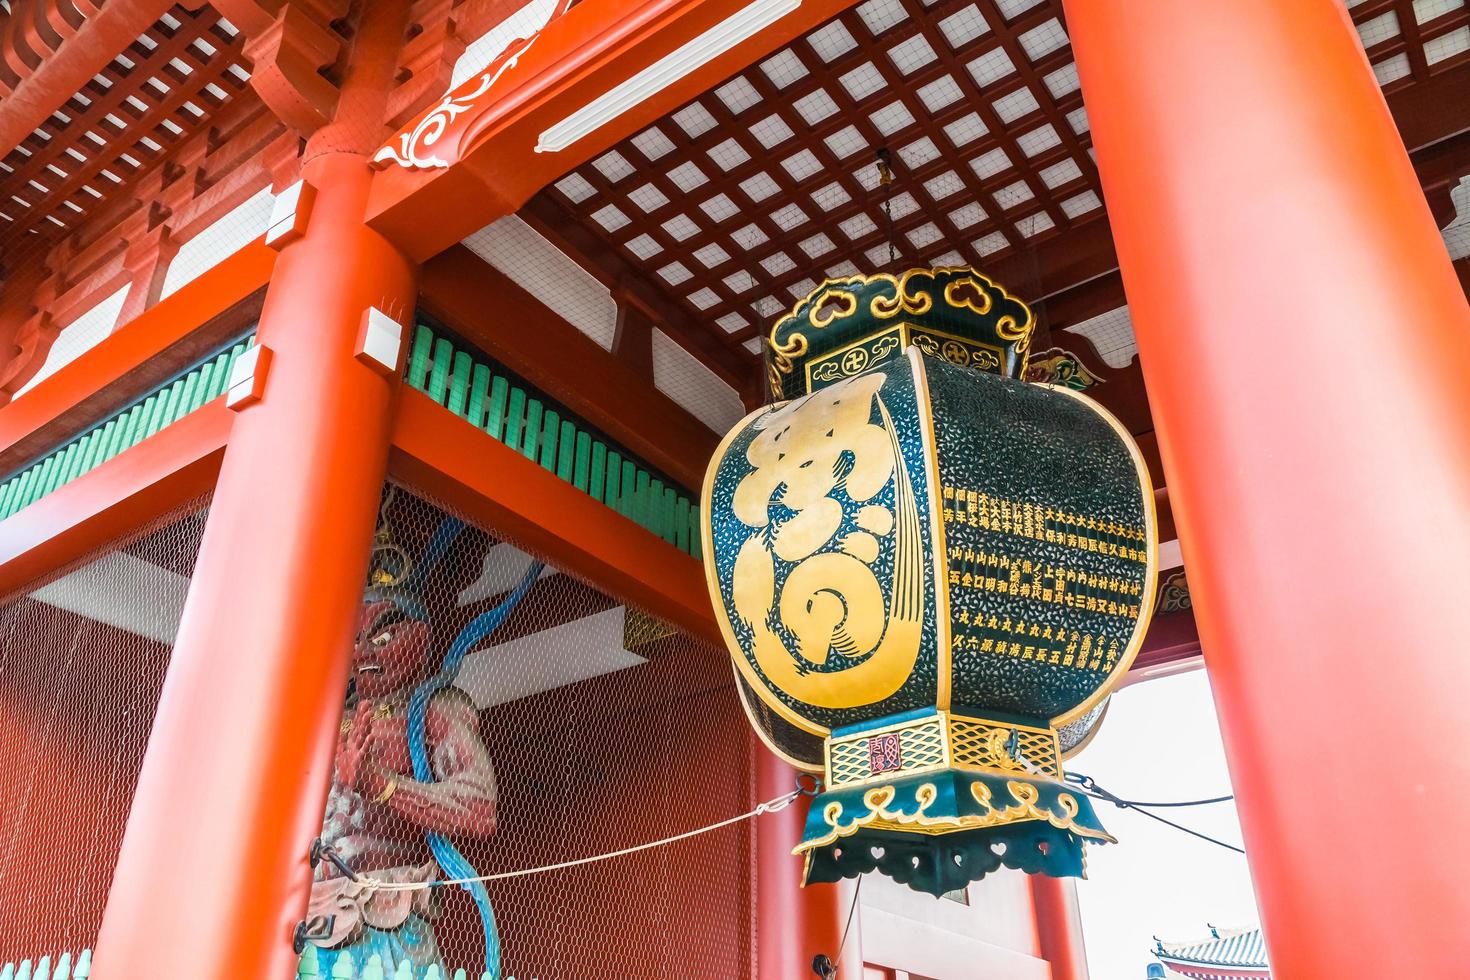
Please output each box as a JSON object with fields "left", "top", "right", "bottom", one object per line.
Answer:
{"left": 797, "top": 771, "right": 1112, "bottom": 897}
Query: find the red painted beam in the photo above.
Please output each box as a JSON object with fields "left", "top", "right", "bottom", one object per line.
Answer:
{"left": 1414, "top": 128, "right": 1470, "bottom": 227}
{"left": 390, "top": 387, "right": 722, "bottom": 646}
{"left": 1387, "top": 58, "right": 1470, "bottom": 151}
{"left": 0, "top": 397, "right": 231, "bottom": 600}
{"left": 0, "top": 0, "right": 177, "bottom": 159}
{"left": 0, "top": 241, "right": 272, "bottom": 476}
{"left": 367, "top": 0, "right": 856, "bottom": 262}
{"left": 419, "top": 244, "right": 719, "bottom": 492}
{"left": 1130, "top": 607, "right": 1202, "bottom": 679}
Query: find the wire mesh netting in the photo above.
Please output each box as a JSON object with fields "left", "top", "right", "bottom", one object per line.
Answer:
{"left": 0, "top": 502, "right": 209, "bottom": 963}
{"left": 305, "top": 484, "right": 754, "bottom": 980}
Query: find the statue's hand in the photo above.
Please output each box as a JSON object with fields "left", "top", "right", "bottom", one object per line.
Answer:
{"left": 358, "top": 763, "right": 397, "bottom": 803}
{"left": 337, "top": 702, "right": 375, "bottom": 788}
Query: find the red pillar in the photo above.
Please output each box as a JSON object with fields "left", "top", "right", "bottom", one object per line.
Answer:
{"left": 90, "top": 151, "right": 414, "bottom": 979}
{"left": 1029, "top": 875, "right": 1089, "bottom": 980}
{"left": 754, "top": 743, "right": 862, "bottom": 980}
{"left": 1064, "top": 1, "right": 1470, "bottom": 977}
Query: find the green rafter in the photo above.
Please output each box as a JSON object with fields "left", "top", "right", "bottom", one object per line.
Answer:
{"left": 406, "top": 320, "right": 702, "bottom": 559}
{"left": 0, "top": 334, "right": 256, "bottom": 521}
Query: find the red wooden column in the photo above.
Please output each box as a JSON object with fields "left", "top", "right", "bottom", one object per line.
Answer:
{"left": 753, "top": 743, "right": 862, "bottom": 979}
{"left": 1029, "top": 875, "right": 1089, "bottom": 980}
{"left": 1064, "top": 1, "right": 1470, "bottom": 977}
{"left": 90, "top": 150, "right": 414, "bottom": 979}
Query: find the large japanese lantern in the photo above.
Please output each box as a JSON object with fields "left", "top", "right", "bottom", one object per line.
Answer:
{"left": 701, "top": 268, "right": 1157, "bottom": 896}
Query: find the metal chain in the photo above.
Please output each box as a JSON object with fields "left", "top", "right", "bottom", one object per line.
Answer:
{"left": 877, "top": 148, "right": 896, "bottom": 269}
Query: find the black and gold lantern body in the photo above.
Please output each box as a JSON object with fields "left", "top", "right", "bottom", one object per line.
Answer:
{"left": 702, "top": 269, "right": 1157, "bottom": 896}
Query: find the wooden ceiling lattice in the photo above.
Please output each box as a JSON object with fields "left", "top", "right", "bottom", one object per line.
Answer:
{"left": 0, "top": 4, "right": 249, "bottom": 255}
{"left": 540, "top": 0, "right": 1100, "bottom": 357}
{"left": 1349, "top": 0, "right": 1470, "bottom": 89}
{"left": 536, "top": 0, "right": 1470, "bottom": 366}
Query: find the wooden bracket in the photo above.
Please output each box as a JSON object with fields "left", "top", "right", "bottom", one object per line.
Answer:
{"left": 226, "top": 344, "right": 273, "bottom": 410}
{"left": 356, "top": 307, "right": 406, "bottom": 377}
{"left": 265, "top": 179, "right": 317, "bottom": 249}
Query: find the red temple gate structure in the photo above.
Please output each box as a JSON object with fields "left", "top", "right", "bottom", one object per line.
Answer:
{"left": 0, "top": 0, "right": 1466, "bottom": 977}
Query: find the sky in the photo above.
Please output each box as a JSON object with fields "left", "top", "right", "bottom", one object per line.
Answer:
{"left": 1070, "top": 668, "right": 1261, "bottom": 980}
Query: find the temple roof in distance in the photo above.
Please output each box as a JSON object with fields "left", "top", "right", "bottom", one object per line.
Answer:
{"left": 1155, "top": 926, "right": 1270, "bottom": 977}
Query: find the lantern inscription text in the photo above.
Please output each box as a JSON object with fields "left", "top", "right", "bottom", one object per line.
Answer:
{"left": 943, "top": 486, "right": 1148, "bottom": 562}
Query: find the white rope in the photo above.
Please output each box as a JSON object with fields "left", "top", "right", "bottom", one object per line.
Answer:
{"left": 359, "top": 790, "right": 804, "bottom": 894}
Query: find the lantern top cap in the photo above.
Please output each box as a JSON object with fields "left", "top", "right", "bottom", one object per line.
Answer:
{"left": 762, "top": 266, "right": 1036, "bottom": 401}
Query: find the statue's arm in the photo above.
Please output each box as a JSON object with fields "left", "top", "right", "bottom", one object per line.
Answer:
{"left": 370, "top": 688, "right": 499, "bottom": 837}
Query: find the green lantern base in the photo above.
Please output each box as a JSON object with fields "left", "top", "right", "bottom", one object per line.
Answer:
{"left": 796, "top": 770, "right": 1113, "bottom": 897}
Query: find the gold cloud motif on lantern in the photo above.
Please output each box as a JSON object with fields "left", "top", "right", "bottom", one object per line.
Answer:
{"left": 728, "top": 373, "right": 925, "bottom": 710}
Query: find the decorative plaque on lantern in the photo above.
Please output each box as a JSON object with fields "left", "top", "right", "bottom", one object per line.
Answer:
{"left": 702, "top": 268, "right": 1157, "bottom": 896}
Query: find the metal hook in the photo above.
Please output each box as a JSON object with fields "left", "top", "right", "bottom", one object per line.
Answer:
{"left": 875, "top": 147, "right": 895, "bottom": 185}
{"left": 292, "top": 915, "right": 336, "bottom": 955}
{"left": 308, "top": 837, "right": 359, "bottom": 881}
{"left": 795, "top": 771, "right": 823, "bottom": 797}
